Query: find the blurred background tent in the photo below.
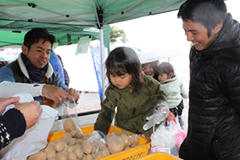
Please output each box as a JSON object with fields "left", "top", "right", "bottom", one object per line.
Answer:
{"left": 0, "top": 26, "right": 111, "bottom": 49}
{"left": 0, "top": 0, "right": 186, "bottom": 99}
{"left": 110, "top": 38, "right": 142, "bottom": 57}
{"left": 139, "top": 45, "right": 187, "bottom": 64}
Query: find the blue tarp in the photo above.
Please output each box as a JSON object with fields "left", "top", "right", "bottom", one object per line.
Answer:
{"left": 91, "top": 46, "right": 103, "bottom": 101}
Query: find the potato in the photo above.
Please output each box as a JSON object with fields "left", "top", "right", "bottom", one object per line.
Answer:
{"left": 44, "top": 146, "right": 55, "bottom": 153}
{"left": 83, "top": 154, "right": 93, "bottom": 160}
{"left": 46, "top": 150, "right": 56, "bottom": 159}
{"left": 75, "top": 132, "right": 84, "bottom": 139}
{"left": 63, "top": 146, "right": 69, "bottom": 152}
{"left": 63, "top": 119, "right": 76, "bottom": 132}
{"left": 56, "top": 151, "right": 68, "bottom": 160}
{"left": 98, "top": 143, "right": 106, "bottom": 150}
{"left": 60, "top": 138, "right": 69, "bottom": 145}
{"left": 63, "top": 132, "right": 72, "bottom": 139}
{"left": 107, "top": 134, "right": 125, "bottom": 154}
{"left": 72, "top": 144, "right": 82, "bottom": 149}
{"left": 125, "top": 147, "right": 131, "bottom": 150}
{"left": 56, "top": 155, "right": 67, "bottom": 160}
{"left": 69, "top": 138, "right": 76, "bottom": 146}
{"left": 101, "top": 148, "right": 110, "bottom": 157}
{"left": 83, "top": 142, "right": 93, "bottom": 154}
{"left": 67, "top": 146, "right": 74, "bottom": 153}
{"left": 120, "top": 133, "right": 133, "bottom": 147}
{"left": 27, "top": 154, "right": 34, "bottom": 160}
{"left": 93, "top": 151, "right": 103, "bottom": 159}
{"left": 48, "top": 141, "right": 57, "bottom": 149}
{"left": 68, "top": 152, "right": 77, "bottom": 160}
{"left": 55, "top": 142, "right": 66, "bottom": 152}
{"left": 82, "top": 139, "right": 87, "bottom": 146}
{"left": 91, "top": 145, "right": 96, "bottom": 154}
{"left": 42, "top": 127, "right": 142, "bottom": 160}
{"left": 74, "top": 148, "right": 84, "bottom": 159}
{"left": 70, "top": 130, "right": 77, "bottom": 137}
{"left": 76, "top": 138, "right": 83, "bottom": 144}
{"left": 130, "top": 134, "right": 139, "bottom": 147}
{"left": 28, "top": 151, "right": 47, "bottom": 160}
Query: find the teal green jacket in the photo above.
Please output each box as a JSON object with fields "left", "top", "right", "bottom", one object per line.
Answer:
{"left": 94, "top": 73, "right": 166, "bottom": 137}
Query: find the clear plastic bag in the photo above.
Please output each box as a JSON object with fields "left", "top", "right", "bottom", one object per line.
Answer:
{"left": 150, "top": 118, "right": 186, "bottom": 156}
{"left": 143, "top": 100, "right": 169, "bottom": 131}
{"left": 61, "top": 100, "right": 84, "bottom": 136}
{"left": 87, "top": 131, "right": 106, "bottom": 153}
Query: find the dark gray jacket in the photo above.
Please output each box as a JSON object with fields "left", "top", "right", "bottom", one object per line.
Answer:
{"left": 181, "top": 14, "right": 240, "bottom": 160}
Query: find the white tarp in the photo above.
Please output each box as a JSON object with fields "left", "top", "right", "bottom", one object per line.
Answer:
{"left": 54, "top": 43, "right": 99, "bottom": 92}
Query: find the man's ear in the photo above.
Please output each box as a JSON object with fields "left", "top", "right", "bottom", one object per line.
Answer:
{"left": 214, "top": 20, "right": 223, "bottom": 34}
{"left": 21, "top": 45, "right": 28, "bottom": 55}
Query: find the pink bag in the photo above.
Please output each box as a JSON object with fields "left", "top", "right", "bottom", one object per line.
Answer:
{"left": 171, "top": 118, "right": 186, "bottom": 150}
{"left": 175, "top": 127, "right": 186, "bottom": 150}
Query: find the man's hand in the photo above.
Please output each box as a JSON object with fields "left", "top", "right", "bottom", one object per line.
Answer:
{"left": 0, "top": 97, "right": 20, "bottom": 115}
{"left": 67, "top": 88, "right": 80, "bottom": 102}
{"left": 14, "top": 101, "right": 42, "bottom": 129}
{"left": 42, "top": 85, "right": 76, "bottom": 106}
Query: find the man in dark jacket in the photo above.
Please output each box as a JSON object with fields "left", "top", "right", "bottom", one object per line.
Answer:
{"left": 178, "top": 0, "right": 240, "bottom": 159}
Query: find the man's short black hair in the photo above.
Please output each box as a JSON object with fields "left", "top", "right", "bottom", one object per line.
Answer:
{"left": 23, "top": 28, "right": 55, "bottom": 50}
{"left": 177, "top": 0, "right": 227, "bottom": 37}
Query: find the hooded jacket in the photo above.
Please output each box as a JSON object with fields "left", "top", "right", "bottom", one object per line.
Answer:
{"left": 94, "top": 73, "right": 166, "bottom": 137}
{"left": 181, "top": 14, "right": 240, "bottom": 160}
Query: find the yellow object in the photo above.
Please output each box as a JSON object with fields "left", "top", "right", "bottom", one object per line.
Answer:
{"left": 48, "top": 125, "right": 151, "bottom": 160}
{"left": 139, "top": 152, "right": 182, "bottom": 160}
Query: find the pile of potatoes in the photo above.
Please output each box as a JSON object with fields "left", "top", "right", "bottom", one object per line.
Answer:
{"left": 27, "top": 119, "right": 140, "bottom": 160}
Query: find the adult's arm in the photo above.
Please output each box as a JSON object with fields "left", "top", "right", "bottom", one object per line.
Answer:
{"left": 0, "top": 81, "right": 44, "bottom": 98}
{"left": 55, "top": 71, "right": 68, "bottom": 91}
{"left": 49, "top": 51, "right": 65, "bottom": 83}
{"left": 0, "top": 108, "right": 26, "bottom": 150}
{"left": 0, "top": 67, "right": 15, "bottom": 83}
{"left": 225, "top": 64, "right": 240, "bottom": 116}
{"left": 0, "top": 99, "right": 42, "bottom": 150}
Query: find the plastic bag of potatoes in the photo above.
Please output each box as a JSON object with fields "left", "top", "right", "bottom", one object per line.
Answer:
{"left": 27, "top": 119, "right": 140, "bottom": 160}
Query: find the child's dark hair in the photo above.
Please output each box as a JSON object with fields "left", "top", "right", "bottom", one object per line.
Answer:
{"left": 105, "top": 47, "right": 144, "bottom": 94}
{"left": 157, "top": 62, "right": 174, "bottom": 76}
{"left": 24, "top": 28, "right": 55, "bottom": 50}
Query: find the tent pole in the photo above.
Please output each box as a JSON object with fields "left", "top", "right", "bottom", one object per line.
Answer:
{"left": 99, "top": 27, "right": 106, "bottom": 100}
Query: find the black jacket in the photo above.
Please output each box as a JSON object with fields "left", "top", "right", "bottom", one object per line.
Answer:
{"left": 180, "top": 14, "right": 240, "bottom": 160}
